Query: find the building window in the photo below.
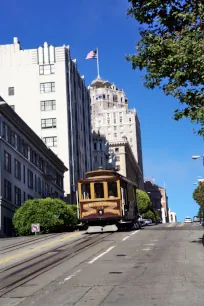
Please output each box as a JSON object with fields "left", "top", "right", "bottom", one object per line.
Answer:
{"left": 14, "top": 159, "right": 21, "bottom": 180}
{"left": 41, "top": 118, "right": 57, "bottom": 129}
{"left": 28, "top": 195, "right": 33, "bottom": 199}
{"left": 99, "top": 142, "right": 102, "bottom": 150}
{"left": 4, "top": 179, "right": 12, "bottom": 201}
{"left": 56, "top": 173, "right": 63, "bottom": 189}
{"left": 116, "top": 156, "right": 120, "bottom": 161}
{"left": 113, "top": 95, "right": 117, "bottom": 102}
{"left": 115, "top": 148, "right": 119, "bottom": 152}
{"left": 114, "top": 133, "right": 117, "bottom": 137}
{"left": 23, "top": 192, "right": 26, "bottom": 202}
{"left": 94, "top": 143, "right": 97, "bottom": 150}
{"left": 10, "top": 105, "right": 15, "bottom": 111}
{"left": 8, "top": 87, "right": 14, "bottom": 96}
{"left": 23, "top": 165, "right": 26, "bottom": 183}
{"left": 27, "top": 169, "right": 33, "bottom": 189}
{"left": 129, "top": 118, "right": 132, "bottom": 122}
{"left": 107, "top": 95, "right": 109, "bottom": 101}
{"left": 38, "top": 177, "right": 42, "bottom": 194}
{"left": 15, "top": 186, "right": 21, "bottom": 206}
{"left": 94, "top": 156, "right": 97, "bottom": 162}
{"left": 39, "top": 64, "right": 55, "bottom": 75}
{"left": 35, "top": 175, "right": 37, "bottom": 192}
{"left": 114, "top": 126, "right": 116, "bottom": 131}
{"left": 40, "top": 82, "right": 55, "bottom": 93}
{"left": 101, "top": 157, "right": 103, "bottom": 165}
{"left": 41, "top": 100, "right": 56, "bottom": 111}
{"left": 116, "top": 165, "right": 120, "bottom": 171}
{"left": 43, "top": 136, "right": 57, "bottom": 147}
{"left": 4, "top": 151, "right": 11, "bottom": 173}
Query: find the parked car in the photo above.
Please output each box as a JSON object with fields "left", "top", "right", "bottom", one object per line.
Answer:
{"left": 145, "top": 219, "right": 152, "bottom": 225}
{"left": 155, "top": 218, "right": 162, "bottom": 224}
{"left": 184, "top": 217, "right": 192, "bottom": 223}
{"left": 138, "top": 219, "right": 146, "bottom": 227}
{"left": 193, "top": 216, "right": 200, "bottom": 222}
{"left": 138, "top": 218, "right": 152, "bottom": 226}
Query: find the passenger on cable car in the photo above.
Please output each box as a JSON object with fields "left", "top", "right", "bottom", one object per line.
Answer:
{"left": 108, "top": 190, "right": 115, "bottom": 198}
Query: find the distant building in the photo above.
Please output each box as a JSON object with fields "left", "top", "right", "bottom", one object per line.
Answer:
{"left": 0, "top": 98, "right": 67, "bottom": 237}
{"left": 159, "top": 187, "right": 169, "bottom": 224}
{"left": 89, "top": 78, "right": 143, "bottom": 188}
{"left": 92, "top": 132, "right": 109, "bottom": 170}
{"left": 109, "top": 137, "right": 142, "bottom": 188}
{"left": 0, "top": 37, "right": 92, "bottom": 203}
{"left": 169, "top": 208, "right": 177, "bottom": 223}
{"left": 144, "top": 180, "right": 169, "bottom": 223}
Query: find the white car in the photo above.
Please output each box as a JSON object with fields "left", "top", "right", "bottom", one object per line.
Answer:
{"left": 184, "top": 217, "right": 192, "bottom": 223}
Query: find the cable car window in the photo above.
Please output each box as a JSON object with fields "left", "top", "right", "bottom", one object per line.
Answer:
{"left": 94, "top": 183, "right": 104, "bottom": 199}
{"left": 81, "top": 183, "right": 91, "bottom": 199}
{"left": 108, "top": 182, "right": 118, "bottom": 198}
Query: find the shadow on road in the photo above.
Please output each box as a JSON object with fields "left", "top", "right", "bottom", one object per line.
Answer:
{"left": 190, "top": 237, "right": 203, "bottom": 245}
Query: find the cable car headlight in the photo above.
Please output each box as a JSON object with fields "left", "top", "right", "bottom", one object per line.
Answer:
{"left": 98, "top": 209, "right": 104, "bottom": 216}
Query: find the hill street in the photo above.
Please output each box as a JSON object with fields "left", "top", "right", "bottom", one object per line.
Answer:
{"left": 0, "top": 223, "right": 204, "bottom": 306}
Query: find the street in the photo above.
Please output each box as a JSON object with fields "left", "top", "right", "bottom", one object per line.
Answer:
{"left": 0, "top": 223, "right": 204, "bottom": 306}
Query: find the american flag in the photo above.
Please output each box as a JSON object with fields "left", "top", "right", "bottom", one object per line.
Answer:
{"left": 86, "top": 49, "right": 97, "bottom": 60}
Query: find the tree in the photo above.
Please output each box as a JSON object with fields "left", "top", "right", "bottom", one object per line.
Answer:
{"left": 126, "top": 0, "right": 204, "bottom": 135}
{"left": 136, "top": 189, "right": 152, "bottom": 214}
{"left": 198, "top": 207, "right": 203, "bottom": 217}
{"left": 143, "top": 210, "right": 155, "bottom": 222}
{"left": 193, "top": 182, "right": 204, "bottom": 208}
{"left": 13, "top": 198, "right": 78, "bottom": 236}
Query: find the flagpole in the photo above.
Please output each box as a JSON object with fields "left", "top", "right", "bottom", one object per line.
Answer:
{"left": 96, "top": 48, "right": 100, "bottom": 79}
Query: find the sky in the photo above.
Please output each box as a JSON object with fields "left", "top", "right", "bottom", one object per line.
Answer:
{"left": 1, "top": 0, "right": 203, "bottom": 221}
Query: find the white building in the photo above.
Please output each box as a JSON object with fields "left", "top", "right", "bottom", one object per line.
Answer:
{"left": 109, "top": 138, "right": 142, "bottom": 187}
{"left": 169, "top": 208, "right": 177, "bottom": 223}
{"left": 0, "top": 37, "right": 92, "bottom": 203}
{"left": 89, "top": 78, "right": 143, "bottom": 188}
{"left": 0, "top": 98, "right": 68, "bottom": 237}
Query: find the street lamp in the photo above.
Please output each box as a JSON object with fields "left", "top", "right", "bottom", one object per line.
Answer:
{"left": 192, "top": 154, "right": 204, "bottom": 166}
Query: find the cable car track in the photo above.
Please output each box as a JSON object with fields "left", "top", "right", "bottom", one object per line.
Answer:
{"left": 0, "top": 232, "right": 114, "bottom": 297}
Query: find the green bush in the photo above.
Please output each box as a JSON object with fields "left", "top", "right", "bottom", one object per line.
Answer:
{"left": 13, "top": 198, "right": 78, "bottom": 236}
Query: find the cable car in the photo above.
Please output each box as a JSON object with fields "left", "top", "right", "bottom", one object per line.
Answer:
{"left": 77, "top": 169, "right": 140, "bottom": 233}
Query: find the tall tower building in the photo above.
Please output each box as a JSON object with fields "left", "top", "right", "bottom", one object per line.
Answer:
{"left": 89, "top": 78, "right": 144, "bottom": 188}
{"left": 0, "top": 37, "right": 92, "bottom": 202}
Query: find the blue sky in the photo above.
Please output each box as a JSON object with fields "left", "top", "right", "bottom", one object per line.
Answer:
{"left": 1, "top": 0, "right": 203, "bottom": 221}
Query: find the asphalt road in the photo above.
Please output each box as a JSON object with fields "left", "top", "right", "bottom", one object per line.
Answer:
{"left": 1, "top": 222, "right": 204, "bottom": 306}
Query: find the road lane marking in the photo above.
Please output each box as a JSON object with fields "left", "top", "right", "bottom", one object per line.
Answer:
{"left": 59, "top": 269, "right": 81, "bottom": 285}
{"left": 142, "top": 248, "right": 150, "bottom": 251}
{"left": 0, "top": 232, "right": 81, "bottom": 265}
{"left": 178, "top": 223, "right": 184, "bottom": 227}
{"left": 88, "top": 246, "right": 115, "bottom": 264}
{"left": 167, "top": 223, "right": 174, "bottom": 227}
{"left": 122, "top": 230, "right": 140, "bottom": 241}
{"left": 130, "top": 230, "right": 140, "bottom": 236}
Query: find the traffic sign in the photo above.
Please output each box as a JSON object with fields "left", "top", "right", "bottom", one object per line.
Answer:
{"left": 31, "top": 224, "right": 40, "bottom": 233}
